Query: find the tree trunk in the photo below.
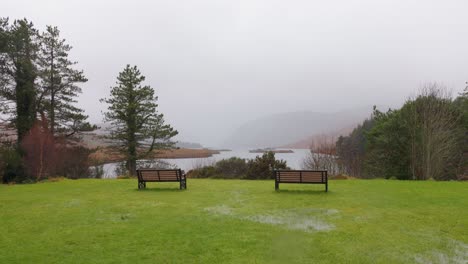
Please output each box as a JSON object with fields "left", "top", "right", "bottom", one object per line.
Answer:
{"left": 127, "top": 130, "right": 137, "bottom": 176}
{"left": 49, "top": 43, "right": 55, "bottom": 135}
{"left": 15, "top": 63, "right": 36, "bottom": 143}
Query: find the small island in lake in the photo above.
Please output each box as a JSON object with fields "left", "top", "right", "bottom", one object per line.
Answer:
{"left": 210, "top": 149, "right": 232, "bottom": 152}
{"left": 249, "top": 148, "right": 294, "bottom": 154}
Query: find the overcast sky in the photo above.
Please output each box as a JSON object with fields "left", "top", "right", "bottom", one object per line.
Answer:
{"left": 3, "top": 0, "right": 468, "bottom": 146}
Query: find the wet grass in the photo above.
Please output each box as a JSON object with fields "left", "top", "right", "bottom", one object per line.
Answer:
{"left": 0, "top": 179, "right": 467, "bottom": 263}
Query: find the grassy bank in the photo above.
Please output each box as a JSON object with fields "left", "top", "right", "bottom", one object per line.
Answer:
{"left": 0, "top": 179, "right": 467, "bottom": 263}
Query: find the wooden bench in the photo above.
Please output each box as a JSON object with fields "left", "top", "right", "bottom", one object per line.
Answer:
{"left": 273, "top": 170, "right": 328, "bottom": 192}
{"left": 136, "top": 169, "right": 187, "bottom": 190}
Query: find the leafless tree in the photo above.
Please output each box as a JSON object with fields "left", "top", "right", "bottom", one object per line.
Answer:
{"left": 302, "top": 134, "right": 340, "bottom": 175}
{"left": 406, "top": 83, "right": 465, "bottom": 180}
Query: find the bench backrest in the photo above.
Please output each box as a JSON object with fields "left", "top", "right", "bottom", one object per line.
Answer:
{"left": 137, "top": 169, "right": 183, "bottom": 182}
{"left": 274, "top": 170, "right": 327, "bottom": 183}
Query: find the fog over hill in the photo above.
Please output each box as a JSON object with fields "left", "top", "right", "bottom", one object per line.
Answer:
{"left": 222, "top": 107, "right": 375, "bottom": 148}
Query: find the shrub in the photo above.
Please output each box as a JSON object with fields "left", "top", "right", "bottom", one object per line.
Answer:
{"left": 215, "top": 157, "right": 248, "bottom": 178}
{"left": 55, "top": 146, "right": 92, "bottom": 179}
{"left": 245, "top": 151, "right": 288, "bottom": 179}
{"left": 21, "top": 120, "right": 93, "bottom": 180}
{"left": 0, "top": 147, "right": 4, "bottom": 182}
{"left": 187, "top": 152, "right": 288, "bottom": 179}
{"left": 1, "top": 144, "right": 25, "bottom": 183}
{"left": 21, "top": 121, "right": 55, "bottom": 180}
{"left": 187, "top": 158, "right": 247, "bottom": 179}
{"left": 187, "top": 166, "right": 217, "bottom": 178}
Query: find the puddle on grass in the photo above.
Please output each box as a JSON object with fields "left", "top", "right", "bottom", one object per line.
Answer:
{"left": 414, "top": 239, "right": 468, "bottom": 264}
{"left": 203, "top": 205, "right": 233, "bottom": 216}
{"left": 243, "top": 214, "right": 334, "bottom": 232}
{"left": 243, "top": 208, "right": 338, "bottom": 232}
{"left": 203, "top": 205, "right": 338, "bottom": 232}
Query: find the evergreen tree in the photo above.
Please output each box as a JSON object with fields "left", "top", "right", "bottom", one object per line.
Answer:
{"left": 336, "top": 115, "right": 374, "bottom": 177}
{"left": 365, "top": 85, "right": 465, "bottom": 180}
{"left": 37, "top": 26, "right": 90, "bottom": 136}
{"left": 0, "top": 18, "right": 38, "bottom": 143}
{"left": 101, "top": 65, "right": 178, "bottom": 176}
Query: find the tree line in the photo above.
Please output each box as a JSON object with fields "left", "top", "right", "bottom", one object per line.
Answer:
{"left": 335, "top": 84, "right": 467, "bottom": 180}
{"left": 0, "top": 18, "right": 177, "bottom": 182}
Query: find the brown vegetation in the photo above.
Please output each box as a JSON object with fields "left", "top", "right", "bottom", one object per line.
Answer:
{"left": 21, "top": 118, "right": 92, "bottom": 180}
{"left": 89, "top": 147, "right": 220, "bottom": 165}
{"left": 302, "top": 134, "right": 340, "bottom": 175}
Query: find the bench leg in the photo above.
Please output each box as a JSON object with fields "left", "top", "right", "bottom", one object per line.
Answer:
{"left": 138, "top": 181, "right": 146, "bottom": 190}
{"left": 325, "top": 182, "right": 328, "bottom": 192}
{"left": 275, "top": 181, "right": 279, "bottom": 190}
{"left": 180, "top": 179, "right": 187, "bottom": 190}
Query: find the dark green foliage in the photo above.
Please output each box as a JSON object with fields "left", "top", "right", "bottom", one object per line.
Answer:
{"left": 187, "top": 166, "right": 218, "bottom": 178}
{"left": 336, "top": 116, "right": 374, "bottom": 177}
{"left": 0, "top": 18, "right": 38, "bottom": 143}
{"left": 246, "top": 151, "right": 289, "bottom": 179}
{"left": 0, "top": 18, "right": 38, "bottom": 182}
{"left": 337, "top": 85, "right": 467, "bottom": 180}
{"left": 365, "top": 108, "right": 412, "bottom": 179}
{"left": 187, "top": 153, "right": 288, "bottom": 179}
{"left": 0, "top": 17, "right": 91, "bottom": 139}
{"left": 1, "top": 18, "right": 93, "bottom": 183}
{"left": 216, "top": 157, "right": 249, "bottom": 178}
{"left": 450, "top": 85, "right": 468, "bottom": 177}
{"left": 55, "top": 146, "right": 92, "bottom": 179}
{"left": 1, "top": 144, "right": 25, "bottom": 183}
{"left": 363, "top": 86, "right": 466, "bottom": 180}
{"left": 187, "top": 158, "right": 248, "bottom": 179}
{"left": 101, "top": 65, "right": 178, "bottom": 176}
{"left": 37, "top": 26, "right": 90, "bottom": 136}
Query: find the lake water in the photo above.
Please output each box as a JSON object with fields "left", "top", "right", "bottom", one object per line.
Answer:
{"left": 99, "top": 148, "right": 311, "bottom": 178}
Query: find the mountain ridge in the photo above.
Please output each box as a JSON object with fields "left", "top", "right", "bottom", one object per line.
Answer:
{"left": 222, "top": 107, "right": 374, "bottom": 148}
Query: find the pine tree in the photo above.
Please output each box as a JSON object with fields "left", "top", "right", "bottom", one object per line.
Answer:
{"left": 0, "top": 18, "right": 38, "bottom": 143}
{"left": 37, "top": 26, "right": 89, "bottom": 136}
{"left": 101, "top": 65, "right": 178, "bottom": 176}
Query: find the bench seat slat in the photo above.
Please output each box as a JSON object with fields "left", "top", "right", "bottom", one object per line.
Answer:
{"left": 137, "top": 169, "right": 187, "bottom": 190}
{"left": 274, "top": 170, "right": 328, "bottom": 191}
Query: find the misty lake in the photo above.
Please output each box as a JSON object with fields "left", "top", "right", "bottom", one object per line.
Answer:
{"left": 98, "top": 148, "right": 311, "bottom": 178}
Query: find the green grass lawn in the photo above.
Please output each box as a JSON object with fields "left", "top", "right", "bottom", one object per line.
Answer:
{"left": 0, "top": 179, "right": 467, "bottom": 263}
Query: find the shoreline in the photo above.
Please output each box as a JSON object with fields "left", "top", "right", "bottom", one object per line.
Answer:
{"left": 89, "top": 147, "right": 221, "bottom": 165}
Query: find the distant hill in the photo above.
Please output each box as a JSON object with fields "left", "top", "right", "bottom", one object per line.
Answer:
{"left": 222, "top": 107, "right": 373, "bottom": 148}
{"left": 282, "top": 125, "right": 355, "bottom": 149}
